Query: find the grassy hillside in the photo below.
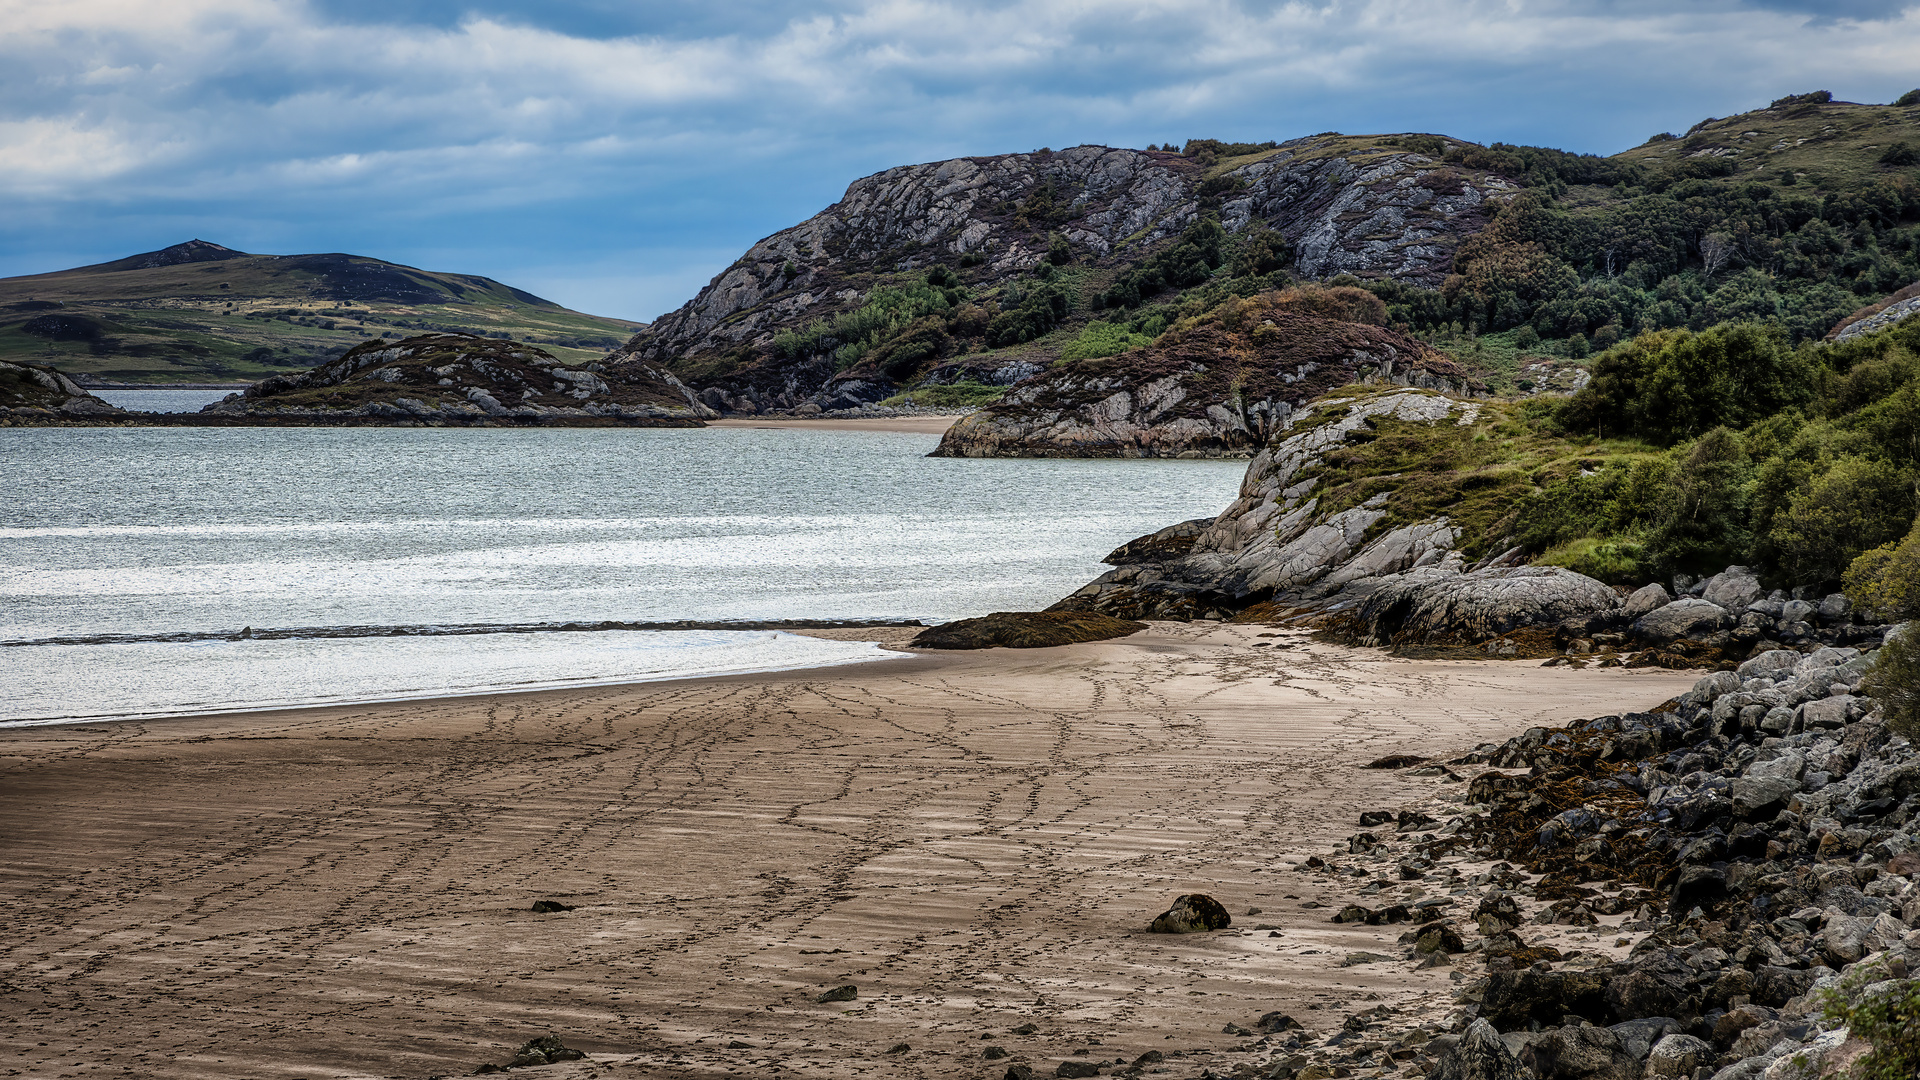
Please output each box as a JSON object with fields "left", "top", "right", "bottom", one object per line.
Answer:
{"left": 0, "top": 242, "right": 644, "bottom": 384}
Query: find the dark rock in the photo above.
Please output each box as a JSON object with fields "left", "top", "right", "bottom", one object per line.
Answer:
{"left": 1012, "top": 1023, "right": 1039, "bottom": 1036}
{"left": 1365, "top": 754, "right": 1428, "bottom": 769}
{"left": 1429, "top": 1018, "right": 1526, "bottom": 1080}
{"left": 1004, "top": 1066, "right": 1037, "bottom": 1080}
{"left": 1415, "top": 923, "right": 1467, "bottom": 954}
{"left": 1519, "top": 1022, "right": 1635, "bottom": 1080}
{"left": 529, "top": 900, "right": 574, "bottom": 913}
{"left": 1475, "top": 893, "right": 1522, "bottom": 936}
{"left": 1359, "top": 810, "right": 1395, "bottom": 827}
{"left": 984, "top": 1045, "right": 1010, "bottom": 1060}
{"left": 1479, "top": 969, "right": 1606, "bottom": 1030}
{"left": 502, "top": 1035, "right": 585, "bottom": 1068}
{"left": 884, "top": 1043, "right": 911, "bottom": 1054}
{"left": 1256, "top": 1011, "right": 1303, "bottom": 1033}
{"left": 1148, "top": 893, "right": 1232, "bottom": 933}
{"left": 1667, "top": 865, "right": 1728, "bottom": 914}
{"left": 1055, "top": 1061, "right": 1102, "bottom": 1078}
{"left": 910, "top": 611, "right": 1147, "bottom": 650}
{"left": 815, "top": 984, "right": 858, "bottom": 1003}
{"left": 1131, "top": 1050, "right": 1165, "bottom": 1065}
{"left": 1606, "top": 1017, "right": 1680, "bottom": 1062}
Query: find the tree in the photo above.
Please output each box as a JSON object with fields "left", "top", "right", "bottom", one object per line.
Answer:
{"left": 1700, "top": 232, "right": 1736, "bottom": 280}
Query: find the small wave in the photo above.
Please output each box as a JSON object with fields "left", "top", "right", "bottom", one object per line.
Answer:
{"left": 0, "top": 617, "right": 924, "bottom": 649}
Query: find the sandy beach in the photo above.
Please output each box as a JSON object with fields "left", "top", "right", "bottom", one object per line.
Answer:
{"left": 0, "top": 624, "right": 1700, "bottom": 1080}
{"left": 707, "top": 415, "right": 960, "bottom": 435}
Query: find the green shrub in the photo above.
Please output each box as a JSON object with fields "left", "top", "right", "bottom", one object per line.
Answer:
{"left": 1819, "top": 966, "right": 1920, "bottom": 1077}
{"left": 1846, "top": 521, "right": 1920, "bottom": 620}
{"left": 1560, "top": 323, "right": 1817, "bottom": 444}
{"left": 1880, "top": 142, "right": 1919, "bottom": 167}
{"left": 1047, "top": 234, "right": 1072, "bottom": 266}
{"left": 1897, "top": 89, "right": 1920, "bottom": 107}
{"left": 1769, "top": 455, "right": 1917, "bottom": 583}
{"left": 1862, "top": 626, "right": 1920, "bottom": 740}
{"left": 1099, "top": 216, "right": 1227, "bottom": 309}
{"left": 882, "top": 380, "right": 1006, "bottom": 409}
{"left": 1059, "top": 321, "right": 1154, "bottom": 362}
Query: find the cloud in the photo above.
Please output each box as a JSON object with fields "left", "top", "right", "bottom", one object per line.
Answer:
{"left": 2, "top": 0, "right": 1919, "bottom": 318}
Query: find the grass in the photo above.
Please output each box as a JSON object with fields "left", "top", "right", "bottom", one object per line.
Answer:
{"left": 1612, "top": 98, "right": 1920, "bottom": 193}
{"left": 878, "top": 380, "right": 1007, "bottom": 409}
{"left": 1301, "top": 394, "right": 1663, "bottom": 561}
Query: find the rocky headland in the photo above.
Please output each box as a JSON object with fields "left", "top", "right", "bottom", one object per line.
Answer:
{"left": 195, "top": 333, "right": 714, "bottom": 426}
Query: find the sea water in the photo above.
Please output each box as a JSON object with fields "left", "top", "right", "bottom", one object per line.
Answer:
{"left": 0, "top": 426, "right": 1244, "bottom": 724}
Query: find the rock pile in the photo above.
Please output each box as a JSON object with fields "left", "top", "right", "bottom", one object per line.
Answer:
{"left": 0, "top": 359, "right": 129, "bottom": 423}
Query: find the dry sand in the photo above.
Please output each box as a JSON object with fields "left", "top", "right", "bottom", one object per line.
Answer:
{"left": 0, "top": 624, "right": 1700, "bottom": 1080}
{"left": 707, "top": 415, "right": 959, "bottom": 435}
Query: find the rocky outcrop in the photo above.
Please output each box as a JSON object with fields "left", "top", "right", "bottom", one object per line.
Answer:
{"left": 616, "top": 137, "right": 1517, "bottom": 410}
{"left": 201, "top": 334, "right": 713, "bottom": 426}
{"left": 1147, "top": 893, "right": 1233, "bottom": 934}
{"left": 932, "top": 302, "right": 1479, "bottom": 458}
{"left": 0, "top": 360, "right": 131, "bottom": 423}
{"left": 907, "top": 611, "right": 1147, "bottom": 650}
{"left": 1053, "top": 388, "right": 1488, "bottom": 618}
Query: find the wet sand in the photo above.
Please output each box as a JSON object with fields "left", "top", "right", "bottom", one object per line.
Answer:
{"left": 0, "top": 624, "right": 1698, "bottom": 1080}
{"left": 707, "top": 415, "right": 959, "bottom": 435}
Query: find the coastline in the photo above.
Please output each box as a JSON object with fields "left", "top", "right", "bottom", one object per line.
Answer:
{"left": 0, "top": 623, "right": 1701, "bottom": 1080}
{"left": 709, "top": 414, "right": 959, "bottom": 434}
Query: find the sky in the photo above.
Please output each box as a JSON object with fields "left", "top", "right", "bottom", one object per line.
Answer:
{"left": 4, "top": 1, "right": 1919, "bottom": 322}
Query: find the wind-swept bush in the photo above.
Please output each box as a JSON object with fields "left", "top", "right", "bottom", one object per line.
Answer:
{"left": 1559, "top": 323, "right": 1817, "bottom": 444}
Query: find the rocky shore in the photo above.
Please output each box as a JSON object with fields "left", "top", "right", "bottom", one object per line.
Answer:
{"left": 1123, "top": 630, "right": 1916, "bottom": 1080}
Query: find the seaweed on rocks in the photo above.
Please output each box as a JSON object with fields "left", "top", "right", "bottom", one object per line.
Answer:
{"left": 908, "top": 611, "right": 1148, "bottom": 650}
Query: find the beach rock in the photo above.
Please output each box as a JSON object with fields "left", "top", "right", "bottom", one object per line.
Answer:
{"left": 529, "top": 899, "right": 574, "bottom": 913}
{"left": 983, "top": 1045, "right": 1010, "bottom": 1059}
{"left": 815, "top": 984, "right": 858, "bottom": 1003}
{"left": 1430, "top": 1018, "right": 1527, "bottom": 1080}
{"left": 1634, "top": 599, "right": 1733, "bottom": 643}
{"left": 1256, "top": 1011, "right": 1304, "bottom": 1033}
{"left": 503, "top": 1035, "right": 586, "bottom": 1068}
{"left": 1148, "top": 893, "right": 1232, "bottom": 933}
{"left": 1055, "top": 1061, "right": 1102, "bottom": 1078}
{"left": 1642, "top": 1033, "right": 1711, "bottom": 1078}
{"left": 1519, "top": 1022, "right": 1634, "bottom": 1080}
{"left": 909, "top": 611, "right": 1147, "bottom": 650}
{"left": 1605, "top": 1017, "right": 1681, "bottom": 1062}
{"left": 1347, "top": 565, "right": 1619, "bottom": 647}
{"left": 1622, "top": 583, "right": 1672, "bottom": 620}
{"left": 1479, "top": 969, "right": 1607, "bottom": 1030}
{"left": 1702, "top": 567, "right": 1765, "bottom": 611}
{"left": 1004, "top": 1066, "right": 1037, "bottom": 1080}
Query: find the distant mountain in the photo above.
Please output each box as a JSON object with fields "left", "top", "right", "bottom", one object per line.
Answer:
{"left": 0, "top": 242, "right": 644, "bottom": 384}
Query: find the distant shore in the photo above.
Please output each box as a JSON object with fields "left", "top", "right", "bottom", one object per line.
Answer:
{"left": 710, "top": 414, "right": 960, "bottom": 434}
{"left": 0, "top": 624, "right": 1699, "bottom": 1079}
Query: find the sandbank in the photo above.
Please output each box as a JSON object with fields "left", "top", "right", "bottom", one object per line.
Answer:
{"left": 708, "top": 415, "right": 959, "bottom": 435}
{"left": 0, "top": 623, "right": 1700, "bottom": 1079}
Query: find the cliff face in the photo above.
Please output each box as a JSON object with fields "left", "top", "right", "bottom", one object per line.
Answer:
{"left": 932, "top": 299, "right": 1478, "bottom": 458}
{"left": 201, "top": 334, "right": 712, "bottom": 426}
{"left": 616, "top": 136, "right": 1516, "bottom": 412}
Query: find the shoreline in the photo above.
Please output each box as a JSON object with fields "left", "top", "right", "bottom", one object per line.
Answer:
{"left": 709, "top": 414, "right": 959, "bottom": 434}
{"left": 0, "top": 624, "right": 1702, "bottom": 1079}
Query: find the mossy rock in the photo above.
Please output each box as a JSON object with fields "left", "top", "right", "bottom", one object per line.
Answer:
{"left": 909, "top": 611, "right": 1147, "bottom": 650}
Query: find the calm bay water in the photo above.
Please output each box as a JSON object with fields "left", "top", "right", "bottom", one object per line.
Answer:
{"left": 1, "top": 426, "right": 1243, "bottom": 724}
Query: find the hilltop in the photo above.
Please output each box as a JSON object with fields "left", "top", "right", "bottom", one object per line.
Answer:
{"left": 0, "top": 241, "right": 644, "bottom": 384}
{"left": 609, "top": 92, "right": 1920, "bottom": 451}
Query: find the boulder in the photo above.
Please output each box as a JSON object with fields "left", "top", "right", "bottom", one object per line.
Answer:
{"left": 815, "top": 984, "right": 858, "bottom": 1003}
{"left": 1623, "top": 582, "right": 1672, "bottom": 620}
{"left": 1350, "top": 565, "right": 1620, "bottom": 647}
{"left": 1479, "top": 969, "right": 1607, "bottom": 1030}
{"left": 1701, "top": 567, "right": 1764, "bottom": 611}
{"left": 1518, "top": 1022, "right": 1636, "bottom": 1080}
{"left": 1732, "top": 775, "right": 1801, "bottom": 818}
{"left": 1798, "top": 696, "right": 1852, "bottom": 731}
{"left": 1642, "top": 1033, "right": 1711, "bottom": 1078}
{"left": 1817, "top": 593, "right": 1851, "bottom": 623}
{"left": 1605, "top": 1017, "right": 1681, "bottom": 1063}
{"left": 1430, "top": 1018, "right": 1527, "bottom": 1080}
{"left": 1148, "top": 893, "right": 1231, "bottom": 933}
{"left": 1634, "top": 599, "right": 1732, "bottom": 643}
{"left": 1055, "top": 1061, "right": 1102, "bottom": 1078}
{"left": 1737, "top": 650, "right": 1802, "bottom": 681}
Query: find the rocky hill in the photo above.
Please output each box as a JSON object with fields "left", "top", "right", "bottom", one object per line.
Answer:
{"left": 614, "top": 135, "right": 1518, "bottom": 414}
{"left": 198, "top": 333, "right": 712, "bottom": 426}
{"left": 0, "top": 241, "right": 643, "bottom": 384}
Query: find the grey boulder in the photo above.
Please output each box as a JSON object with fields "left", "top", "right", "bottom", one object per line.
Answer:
{"left": 1634, "top": 599, "right": 1732, "bottom": 643}
{"left": 1350, "top": 565, "right": 1619, "bottom": 647}
{"left": 1701, "top": 566, "right": 1764, "bottom": 611}
{"left": 1642, "top": 1033, "right": 1711, "bottom": 1078}
{"left": 1431, "top": 1018, "right": 1527, "bottom": 1080}
{"left": 1622, "top": 582, "right": 1672, "bottom": 620}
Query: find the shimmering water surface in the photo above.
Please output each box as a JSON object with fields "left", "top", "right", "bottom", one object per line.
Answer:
{"left": 1, "top": 426, "right": 1243, "bottom": 723}
{"left": 90, "top": 388, "right": 238, "bottom": 413}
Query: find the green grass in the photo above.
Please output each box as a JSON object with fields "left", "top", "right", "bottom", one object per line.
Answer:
{"left": 878, "top": 380, "right": 1008, "bottom": 409}
{"left": 1613, "top": 98, "right": 1920, "bottom": 191}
